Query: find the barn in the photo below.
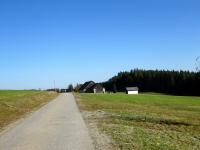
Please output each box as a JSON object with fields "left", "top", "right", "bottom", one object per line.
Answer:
{"left": 126, "top": 87, "right": 139, "bottom": 94}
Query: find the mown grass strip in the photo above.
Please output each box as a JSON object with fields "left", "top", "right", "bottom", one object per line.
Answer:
{"left": 75, "top": 93, "right": 200, "bottom": 150}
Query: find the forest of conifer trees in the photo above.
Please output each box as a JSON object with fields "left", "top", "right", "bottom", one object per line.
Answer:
{"left": 102, "top": 69, "right": 200, "bottom": 96}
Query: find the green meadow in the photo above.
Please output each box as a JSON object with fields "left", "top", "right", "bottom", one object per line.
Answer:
{"left": 0, "top": 90, "right": 58, "bottom": 130}
{"left": 75, "top": 93, "right": 200, "bottom": 150}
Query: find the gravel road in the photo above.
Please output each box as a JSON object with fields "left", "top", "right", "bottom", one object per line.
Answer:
{"left": 0, "top": 93, "right": 94, "bottom": 150}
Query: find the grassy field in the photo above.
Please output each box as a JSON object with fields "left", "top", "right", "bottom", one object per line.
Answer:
{"left": 75, "top": 93, "right": 200, "bottom": 150}
{"left": 0, "top": 90, "right": 58, "bottom": 130}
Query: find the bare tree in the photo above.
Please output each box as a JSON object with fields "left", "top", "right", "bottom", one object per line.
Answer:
{"left": 196, "top": 56, "right": 200, "bottom": 72}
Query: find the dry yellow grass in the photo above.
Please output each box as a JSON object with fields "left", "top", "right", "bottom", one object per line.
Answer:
{"left": 0, "top": 90, "right": 58, "bottom": 130}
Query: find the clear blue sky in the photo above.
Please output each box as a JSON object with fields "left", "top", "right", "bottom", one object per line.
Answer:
{"left": 0, "top": 0, "right": 199, "bottom": 89}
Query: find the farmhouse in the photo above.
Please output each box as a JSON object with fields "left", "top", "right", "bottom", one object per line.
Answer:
{"left": 87, "top": 84, "right": 105, "bottom": 93}
{"left": 79, "top": 81, "right": 105, "bottom": 93}
{"left": 79, "top": 81, "right": 96, "bottom": 92}
{"left": 126, "top": 87, "right": 139, "bottom": 94}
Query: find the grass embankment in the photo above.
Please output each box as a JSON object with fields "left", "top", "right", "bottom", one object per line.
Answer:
{"left": 75, "top": 93, "right": 200, "bottom": 150}
{"left": 0, "top": 90, "right": 58, "bottom": 130}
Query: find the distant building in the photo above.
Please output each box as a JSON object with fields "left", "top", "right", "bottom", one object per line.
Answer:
{"left": 79, "top": 81, "right": 105, "bottom": 93}
{"left": 126, "top": 87, "right": 139, "bottom": 94}
{"left": 47, "top": 88, "right": 60, "bottom": 93}
{"left": 60, "top": 89, "right": 68, "bottom": 93}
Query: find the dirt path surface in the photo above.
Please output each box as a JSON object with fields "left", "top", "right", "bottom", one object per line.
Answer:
{"left": 0, "top": 93, "right": 94, "bottom": 150}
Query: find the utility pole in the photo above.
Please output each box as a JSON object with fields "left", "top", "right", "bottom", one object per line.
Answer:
{"left": 54, "top": 80, "right": 56, "bottom": 91}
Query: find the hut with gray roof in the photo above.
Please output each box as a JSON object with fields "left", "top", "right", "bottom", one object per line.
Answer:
{"left": 126, "top": 87, "right": 139, "bottom": 94}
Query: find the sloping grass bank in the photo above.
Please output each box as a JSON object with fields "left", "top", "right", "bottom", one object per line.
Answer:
{"left": 0, "top": 90, "right": 58, "bottom": 130}
{"left": 75, "top": 93, "right": 200, "bottom": 150}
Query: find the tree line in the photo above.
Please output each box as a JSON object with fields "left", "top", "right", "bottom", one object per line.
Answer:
{"left": 102, "top": 69, "right": 200, "bottom": 96}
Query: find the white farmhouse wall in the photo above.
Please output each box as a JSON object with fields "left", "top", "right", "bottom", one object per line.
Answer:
{"left": 127, "top": 91, "right": 138, "bottom": 94}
